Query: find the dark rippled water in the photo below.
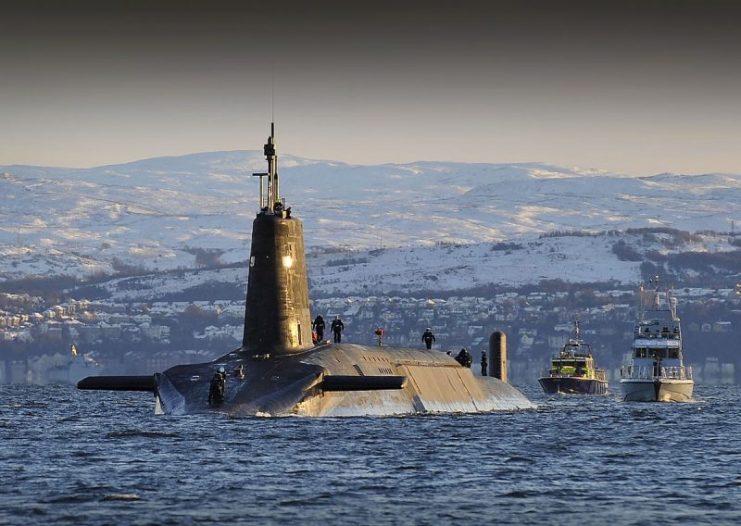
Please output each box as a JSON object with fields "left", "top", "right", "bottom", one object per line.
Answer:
{"left": 1, "top": 384, "right": 739, "bottom": 525}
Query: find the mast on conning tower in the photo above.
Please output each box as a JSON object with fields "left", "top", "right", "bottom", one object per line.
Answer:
{"left": 252, "top": 122, "right": 281, "bottom": 214}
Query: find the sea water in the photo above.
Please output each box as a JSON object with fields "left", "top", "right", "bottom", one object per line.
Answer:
{"left": 1, "top": 384, "right": 739, "bottom": 525}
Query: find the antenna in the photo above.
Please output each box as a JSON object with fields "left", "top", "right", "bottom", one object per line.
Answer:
{"left": 253, "top": 62, "right": 279, "bottom": 214}
{"left": 271, "top": 123, "right": 279, "bottom": 208}
{"left": 271, "top": 61, "right": 275, "bottom": 124}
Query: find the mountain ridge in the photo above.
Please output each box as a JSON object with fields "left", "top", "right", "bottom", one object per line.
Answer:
{"left": 1, "top": 152, "right": 739, "bottom": 286}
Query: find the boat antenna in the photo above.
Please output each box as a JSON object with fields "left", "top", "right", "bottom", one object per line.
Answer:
{"left": 574, "top": 319, "right": 580, "bottom": 340}
{"left": 668, "top": 288, "right": 677, "bottom": 319}
{"left": 654, "top": 275, "right": 661, "bottom": 308}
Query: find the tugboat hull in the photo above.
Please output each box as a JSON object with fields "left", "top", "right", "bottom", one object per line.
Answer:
{"left": 538, "top": 377, "right": 608, "bottom": 395}
{"left": 620, "top": 379, "right": 693, "bottom": 402}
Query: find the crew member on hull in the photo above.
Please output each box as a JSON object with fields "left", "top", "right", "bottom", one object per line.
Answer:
{"left": 331, "top": 316, "right": 345, "bottom": 343}
{"left": 480, "top": 350, "right": 488, "bottom": 376}
{"left": 208, "top": 366, "right": 227, "bottom": 405}
{"left": 312, "top": 315, "right": 326, "bottom": 342}
{"left": 456, "top": 348, "right": 472, "bottom": 368}
{"left": 421, "top": 328, "right": 436, "bottom": 349}
{"left": 374, "top": 327, "right": 384, "bottom": 346}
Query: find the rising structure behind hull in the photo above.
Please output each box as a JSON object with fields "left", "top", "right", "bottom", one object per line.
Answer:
{"left": 538, "top": 377, "right": 608, "bottom": 396}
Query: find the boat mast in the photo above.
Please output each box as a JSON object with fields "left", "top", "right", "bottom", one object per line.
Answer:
{"left": 652, "top": 275, "right": 661, "bottom": 309}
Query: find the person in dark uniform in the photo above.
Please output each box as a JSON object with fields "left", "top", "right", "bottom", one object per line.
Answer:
{"left": 480, "top": 350, "right": 488, "bottom": 376}
{"left": 208, "top": 367, "right": 227, "bottom": 405}
{"left": 421, "top": 328, "right": 436, "bottom": 349}
{"left": 374, "top": 327, "right": 384, "bottom": 346}
{"left": 331, "top": 316, "right": 345, "bottom": 343}
{"left": 456, "top": 348, "right": 472, "bottom": 368}
{"left": 312, "top": 315, "right": 326, "bottom": 342}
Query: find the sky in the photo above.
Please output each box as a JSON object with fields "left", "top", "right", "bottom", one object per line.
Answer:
{"left": 2, "top": 0, "right": 741, "bottom": 175}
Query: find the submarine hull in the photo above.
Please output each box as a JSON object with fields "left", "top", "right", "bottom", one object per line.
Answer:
{"left": 153, "top": 343, "right": 534, "bottom": 416}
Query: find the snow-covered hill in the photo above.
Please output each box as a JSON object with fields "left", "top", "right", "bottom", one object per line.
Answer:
{"left": 1, "top": 152, "right": 739, "bottom": 283}
{"left": 82, "top": 229, "right": 737, "bottom": 302}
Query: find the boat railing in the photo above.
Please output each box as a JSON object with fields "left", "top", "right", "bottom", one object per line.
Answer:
{"left": 620, "top": 365, "right": 693, "bottom": 380}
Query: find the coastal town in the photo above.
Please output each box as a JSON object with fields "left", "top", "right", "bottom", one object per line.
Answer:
{"left": 2, "top": 283, "right": 738, "bottom": 386}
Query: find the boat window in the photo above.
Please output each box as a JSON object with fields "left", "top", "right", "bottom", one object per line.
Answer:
{"left": 650, "top": 348, "right": 673, "bottom": 359}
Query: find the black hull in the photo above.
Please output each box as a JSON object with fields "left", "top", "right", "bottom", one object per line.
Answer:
{"left": 539, "top": 377, "right": 608, "bottom": 395}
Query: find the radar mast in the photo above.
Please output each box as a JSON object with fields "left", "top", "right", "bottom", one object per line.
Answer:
{"left": 252, "top": 122, "right": 281, "bottom": 214}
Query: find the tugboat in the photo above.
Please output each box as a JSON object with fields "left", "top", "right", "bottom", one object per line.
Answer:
{"left": 538, "top": 321, "right": 608, "bottom": 395}
{"left": 620, "top": 280, "right": 694, "bottom": 402}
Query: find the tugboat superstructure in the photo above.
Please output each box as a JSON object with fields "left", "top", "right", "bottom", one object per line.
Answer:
{"left": 619, "top": 280, "right": 694, "bottom": 402}
{"left": 538, "top": 321, "right": 608, "bottom": 395}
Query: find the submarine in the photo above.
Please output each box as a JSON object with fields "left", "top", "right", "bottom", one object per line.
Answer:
{"left": 78, "top": 124, "right": 534, "bottom": 416}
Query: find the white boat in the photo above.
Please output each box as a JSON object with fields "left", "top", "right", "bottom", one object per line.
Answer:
{"left": 620, "top": 280, "right": 693, "bottom": 402}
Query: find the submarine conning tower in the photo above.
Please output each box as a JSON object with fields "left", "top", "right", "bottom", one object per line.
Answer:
{"left": 242, "top": 123, "right": 313, "bottom": 355}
